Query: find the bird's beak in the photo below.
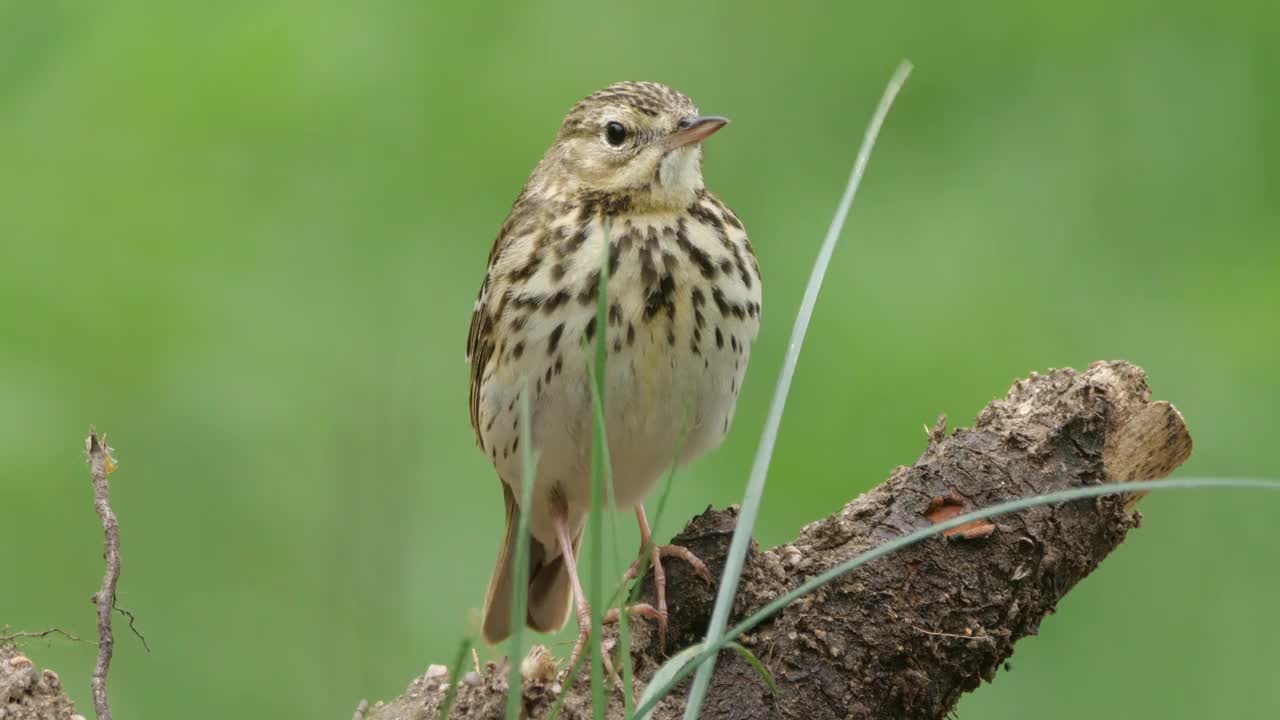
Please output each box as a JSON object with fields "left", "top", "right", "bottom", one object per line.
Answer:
{"left": 666, "top": 115, "right": 729, "bottom": 148}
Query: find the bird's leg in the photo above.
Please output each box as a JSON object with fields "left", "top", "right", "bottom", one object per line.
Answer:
{"left": 626, "top": 505, "right": 714, "bottom": 652}
{"left": 553, "top": 506, "right": 622, "bottom": 686}
{"left": 554, "top": 508, "right": 592, "bottom": 674}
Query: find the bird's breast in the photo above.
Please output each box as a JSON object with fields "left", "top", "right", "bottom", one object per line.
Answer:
{"left": 476, "top": 193, "right": 761, "bottom": 540}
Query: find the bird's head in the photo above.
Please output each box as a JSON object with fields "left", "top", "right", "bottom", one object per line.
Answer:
{"left": 539, "top": 81, "right": 728, "bottom": 210}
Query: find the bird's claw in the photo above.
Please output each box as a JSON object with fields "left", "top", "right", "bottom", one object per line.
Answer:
{"left": 622, "top": 542, "right": 713, "bottom": 653}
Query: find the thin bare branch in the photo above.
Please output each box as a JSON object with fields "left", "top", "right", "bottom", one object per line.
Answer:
{"left": 87, "top": 426, "right": 120, "bottom": 720}
{"left": 114, "top": 605, "right": 150, "bottom": 653}
{"left": 0, "top": 626, "right": 87, "bottom": 645}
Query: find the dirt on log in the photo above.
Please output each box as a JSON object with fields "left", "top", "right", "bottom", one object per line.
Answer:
{"left": 365, "top": 361, "right": 1192, "bottom": 720}
{"left": 0, "top": 644, "right": 81, "bottom": 720}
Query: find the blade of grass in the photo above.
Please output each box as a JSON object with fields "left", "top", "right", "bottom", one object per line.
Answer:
{"left": 549, "top": 243, "right": 692, "bottom": 720}
{"left": 504, "top": 381, "right": 539, "bottom": 720}
{"left": 588, "top": 345, "right": 633, "bottom": 716}
{"left": 636, "top": 643, "right": 703, "bottom": 720}
{"left": 545, "top": 647, "right": 589, "bottom": 720}
{"left": 617, "top": 410, "right": 692, "bottom": 718}
{"left": 550, "top": 431, "right": 687, "bottom": 718}
{"left": 550, "top": 423, "right": 689, "bottom": 719}
{"left": 636, "top": 410, "right": 688, "bottom": 588}
{"left": 727, "top": 642, "right": 776, "bottom": 695}
{"left": 681, "top": 60, "right": 914, "bottom": 720}
{"left": 637, "top": 476, "right": 1280, "bottom": 718}
{"left": 587, "top": 218, "right": 613, "bottom": 720}
{"left": 618, "top": 402, "right": 693, "bottom": 718}
{"left": 614, "top": 412, "right": 691, "bottom": 613}
{"left": 616, "top": 519, "right": 634, "bottom": 719}
{"left": 439, "top": 634, "right": 474, "bottom": 720}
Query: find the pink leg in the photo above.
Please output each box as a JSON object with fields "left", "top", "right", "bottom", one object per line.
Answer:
{"left": 628, "top": 505, "right": 713, "bottom": 652}
{"left": 553, "top": 509, "right": 592, "bottom": 675}
{"left": 554, "top": 508, "right": 622, "bottom": 686}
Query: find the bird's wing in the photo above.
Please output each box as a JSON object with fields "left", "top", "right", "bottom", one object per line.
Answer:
{"left": 466, "top": 188, "right": 543, "bottom": 449}
{"left": 466, "top": 240, "right": 504, "bottom": 450}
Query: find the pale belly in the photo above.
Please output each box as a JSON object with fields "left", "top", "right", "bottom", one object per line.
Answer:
{"left": 480, "top": 298, "right": 753, "bottom": 551}
{"left": 474, "top": 217, "right": 760, "bottom": 553}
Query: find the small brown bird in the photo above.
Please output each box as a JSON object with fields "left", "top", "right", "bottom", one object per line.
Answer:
{"left": 466, "top": 81, "right": 761, "bottom": 666}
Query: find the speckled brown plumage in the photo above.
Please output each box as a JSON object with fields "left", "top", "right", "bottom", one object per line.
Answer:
{"left": 464, "top": 81, "right": 761, "bottom": 668}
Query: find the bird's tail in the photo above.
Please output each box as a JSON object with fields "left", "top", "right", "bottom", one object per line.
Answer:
{"left": 482, "top": 486, "right": 579, "bottom": 645}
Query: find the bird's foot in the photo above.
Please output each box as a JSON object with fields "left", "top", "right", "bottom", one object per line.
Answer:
{"left": 624, "top": 543, "right": 714, "bottom": 653}
{"left": 625, "top": 543, "right": 714, "bottom": 584}
{"left": 563, "top": 602, "right": 670, "bottom": 690}
{"left": 603, "top": 602, "right": 664, "bottom": 626}
{"left": 565, "top": 601, "right": 625, "bottom": 689}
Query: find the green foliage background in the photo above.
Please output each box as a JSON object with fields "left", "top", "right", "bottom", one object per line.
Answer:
{"left": 2, "top": 1, "right": 1276, "bottom": 717}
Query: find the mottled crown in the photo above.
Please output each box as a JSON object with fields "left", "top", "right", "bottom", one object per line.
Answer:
{"left": 558, "top": 81, "right": 698, "bottom": 137}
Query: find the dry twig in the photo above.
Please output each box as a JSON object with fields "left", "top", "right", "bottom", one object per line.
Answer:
{"left": 86, "top": 427, "right": 120, "bottom": 720}
{"left": 0, "top": 626, "right": 86, "bottom": 645}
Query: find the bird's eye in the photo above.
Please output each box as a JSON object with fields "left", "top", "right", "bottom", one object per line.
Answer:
{"left": 604, "top": 121, "right": 627, "bottom": 147}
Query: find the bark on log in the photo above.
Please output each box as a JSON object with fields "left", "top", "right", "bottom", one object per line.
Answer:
{"left": 366, "top": 361, "right": 1192, "bottom": 720}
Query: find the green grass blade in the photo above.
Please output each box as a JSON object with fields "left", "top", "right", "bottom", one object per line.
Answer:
{"left": 587, "top": 218, "right": 613, "bottom": 720}
{"left": 727, "top": 642, "right": 776, "bottom": 695}
{"left": 623, "top": 413, "right": 690, "bottom": 611}
{"left": 637, "top": 476, "right": 1280, "bottom": 719}
{"left": 504, "top": 380, "right": 539, "bottom": 720}
{"left": 642, "top": 412, "right": 688, "bottom": 574}
{"left": 548, "top": 382, "right": 681, "bottom": 720}
{"left": 635, "top": 643, "right": 703, "bottom": 720}
{"left": 617, "top": 391, "right": 691, "bottom": 717}
{"left": 592, "top": 414, "right": 686, "bottom": 620}
{"left": 617, "top": 531, "right": 635, "bottom": 719}
{"left": 545, "top": 650, "right": 590, "bottom": 720}
{"left": 588, "top": 346, "right": 633, "bottom": 716}
{"left": 550, "top": 429, "right": 686, "bottom": 719}
{"left": 681, "top": 60, "right": 914, "bottom": 720}
{"left": 439, "top": 634, "right": 474, "bottom": 720}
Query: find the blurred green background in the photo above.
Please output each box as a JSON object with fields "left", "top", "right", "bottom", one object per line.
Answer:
{"left": 2, "top": 1, "right": 1277, "bottom": 717}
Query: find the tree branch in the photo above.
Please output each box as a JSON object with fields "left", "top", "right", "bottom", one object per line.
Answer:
{"left": 365, "top": 360, "right": 1192, "bottom": 720}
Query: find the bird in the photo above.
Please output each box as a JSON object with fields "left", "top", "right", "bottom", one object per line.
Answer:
{"left": 466, "top": 81, "right": 762, "bottom": 669}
